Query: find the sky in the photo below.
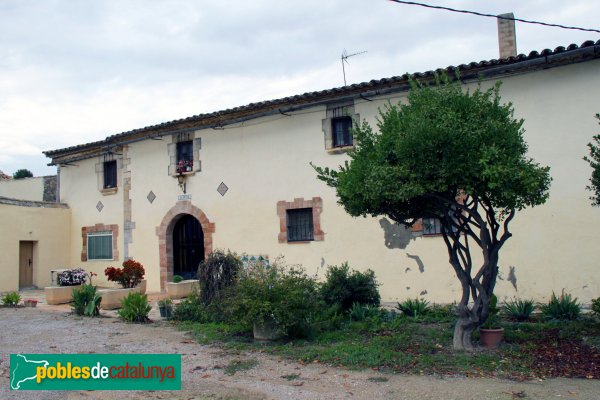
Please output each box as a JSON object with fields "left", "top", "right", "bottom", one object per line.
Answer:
{"left": 1, "top": 0, "right": 599, "bottom": 176}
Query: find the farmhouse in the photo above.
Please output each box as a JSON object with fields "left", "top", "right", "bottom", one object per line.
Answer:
{"left": 1, "top": 31, "right": 599, "bottom": 303}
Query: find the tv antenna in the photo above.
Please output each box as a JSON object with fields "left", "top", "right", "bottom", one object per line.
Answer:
{"left": 341, "top": 49, "right": 367, "bottom": 86}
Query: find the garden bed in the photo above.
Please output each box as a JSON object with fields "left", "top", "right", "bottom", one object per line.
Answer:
{"left": 44, "top": 285, "right": 81, "bottom": 305}
{"left": 166, "top": 279, "right": 199, "bottom": 299}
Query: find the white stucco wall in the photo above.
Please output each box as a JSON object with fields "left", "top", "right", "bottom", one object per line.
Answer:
{"left": 59, "top": 59, "right": 600, "bottom": 304}
{"left": 0, "top": 177, "right": 45, "bottom": 201}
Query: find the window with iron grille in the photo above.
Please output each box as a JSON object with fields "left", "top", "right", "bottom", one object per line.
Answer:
{"left": 177, "top": 141, "right": 193, "bottom": 163}
{"left": 87, "top": 231, "right": 113, "bottom": 260}
{"left": 423, "top": 216, "right": 460, "bottom": 235}
{"left": 103, "top": 160, "right": 117, "bottom": 189}
{"left": 332, "top": 116, "right": 353, "bottom": 147}
{"left": 286, "top": 208, "right": 314, "bottom": 242}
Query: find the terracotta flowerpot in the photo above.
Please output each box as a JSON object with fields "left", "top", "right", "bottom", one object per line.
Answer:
{"left": 480, "top": 327, "right": 504, "bottom": 348}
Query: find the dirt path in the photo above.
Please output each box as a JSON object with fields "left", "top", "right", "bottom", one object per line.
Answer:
{"left": 1, "top": 307, "right": 599, "bottom": 400}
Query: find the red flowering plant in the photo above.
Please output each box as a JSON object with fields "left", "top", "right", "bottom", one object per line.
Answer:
{"left": 176, "top": 159, "right": 193, "bottom": 174}
{"left": 104, "top": 259, "right": 145, "bottom": 288}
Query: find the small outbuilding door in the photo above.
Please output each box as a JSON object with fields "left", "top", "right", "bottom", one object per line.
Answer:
{"left": 173, "top": 215, "right": 204, "bottom": 280}
{"left": 19, "top": 241, "right": 34, "bottom": 288}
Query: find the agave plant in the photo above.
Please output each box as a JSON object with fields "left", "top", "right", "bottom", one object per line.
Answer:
{"left": 539, "top": 291, "right": 581, "bottom": 321}
{"left": 397, "top": 298, "right": 430, "bottom": 318}
{"left": 502, "top": 298, "right": 536, "bottom": 321}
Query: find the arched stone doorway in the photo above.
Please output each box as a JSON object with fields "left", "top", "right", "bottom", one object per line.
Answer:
{"left": 173, "top": 215, "right": 204, "bottom": 280}
{"left": 156, "top": 201, "right": 215, "bottom": 291}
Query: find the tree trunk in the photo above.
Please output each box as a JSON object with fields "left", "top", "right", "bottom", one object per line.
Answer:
{"left": 453, "top": 318, "right": 476, "bottom": 351}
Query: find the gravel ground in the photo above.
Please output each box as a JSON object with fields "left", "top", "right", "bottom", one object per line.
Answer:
{"left": 1, "top": 305, "right": 600, "bottom": 399}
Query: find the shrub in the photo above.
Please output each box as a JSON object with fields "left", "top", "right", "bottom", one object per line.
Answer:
{"left": 172, "top": 275, "right": 184, "bottom": 283}
{"left": 2, "top": 291, "right": 21, "bottom": 306}
{"left": 57, "top": 268, "right": 88, "bottom": 286}
{"left": 503, "top": 298, "right": 536, "bottom": 321}
{"left": 540, "top": 291, "right": 581, "bottom": 321}
{"left": 105, "top": 259, "right": 145, "bottom": 288}
{"left": 320, "top": 262, "right": 380, "bottom": 311}
{"left": 225, "top": 261, "right": 322, "bottom": 338}
{"left": 592, "top": 297, "right": 600, "bottom": 317}
{"left": 197, "top": 250, "right": 242, "bottom": 307}
{"left": 72, "top": 285, "right": 101, "bottom": 316}
{"left": 118, "top": 292, "right": 151, "bottom": 323}
{"left": 397, "top": 298, "right": 430, "bottom": 318}
{"left": 347, "top": 302, "right": 381, "bottom": 321}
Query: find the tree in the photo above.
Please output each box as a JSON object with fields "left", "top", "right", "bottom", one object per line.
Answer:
{"left": 313, "top": 76, "right": 551, "bottom": 350}
{"left": 584, "top": 114, "right": 600, "bottom": 206}
{"left": 13, "top": 169, "right": 33, "bottom": 179}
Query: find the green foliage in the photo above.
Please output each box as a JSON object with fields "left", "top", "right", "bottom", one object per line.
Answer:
{"left": 347, "top": 302, "right": 381, "bottom": 321}
{"left": 320, "top": 262, "right": 380, "bottom": 311}
{"left": 584, "top": 114, "right": 600, "bottom": 206}
{"left": 592, "top": 297, "right": 600, "bottom": 317}
{"left": 313, "top": 76, "right": 551, "bottom": 222}
{"left": 1, "top": 291, "right": 21, "bottom": 306}
{"left": 397, "top": 298, "right": 430, "bottom": 317}
{"left": 118, "top": 292, "right": 151, "bottom": 323}
{"left": 173, "top": 293, "right": 210, "bottom": 323}
{"left": 198, "top": 250, "right": 242, "bottom": 307}
{"left": 313, "top": 75, "right": 551, "bottom": 349}
{"left": 85, "top": 294, "right": 102, "bottom": 317}
{"left": 172, "top": 275, "right": 184, "bottom": 283}
{"left": 225, "top": 261, "right": 322, "bottom": 338}
{"left": 158, "top": 298, "right": 173, "bottom": 307}
{"left": 12, "top": 169, "right": 33, "bottom": 179}
{"left": 540, "top": 291, "right": 581, "bottom": 321}
{"left": 481, "top": 294, "right": 501, "bottom": 329}
{"left": 71, "top": 285, "right": 100, "bottom": 316}
{"left": 502, "top": 298, "right": 536, "bottom": 321}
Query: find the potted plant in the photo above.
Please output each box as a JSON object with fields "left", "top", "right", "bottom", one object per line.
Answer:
{"left": 479, "top": 294, "right": 504, "bottom": 348}
{"left": 100, "top": 260, "right": 146, "bottom": 309}
{"left": 166, "top": 275, "right": 199, "bottom": 299}
{"left": 23, "top": 298, "right": 38, "bottom": 307}
{"left": 176, "top": 160, "right": 193, "bottom": 174}
{"left": 158, "top": 298, "right": 173, "bottom": 319}
{"left": 45, "top": 267, "right": 88, "bottom": 305}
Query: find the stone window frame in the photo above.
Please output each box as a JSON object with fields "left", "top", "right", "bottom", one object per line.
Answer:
{"left": 95, "top": 153, "right": 122, "bottom": 196}
{"left": 322, "top": 101, "right": 359, "bottom": 154}
{"left": 277, "top": 197, "right": 324, "bottom": 243}
{"left": 81, "top": 223, "right": 119, "bottom": 262}
{"left": 168, "top": 132, "right": 202, "bottom": 176}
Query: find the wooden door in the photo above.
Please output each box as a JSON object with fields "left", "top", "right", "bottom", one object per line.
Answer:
{"left": 19, "top": 241, "right": 33, "bottom": 288}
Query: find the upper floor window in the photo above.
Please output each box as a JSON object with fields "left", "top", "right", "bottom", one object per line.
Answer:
{"left": 332, "top": 116, "right": 353, "bottom": 147}
{"left": 103, "top": 160, "right": 117, "bottom": 189}
{"left": 176, "top": 141, "right": 194, "bottom": 173}
{"left": 286, "top": 208, "right": 314, "bottom": 242}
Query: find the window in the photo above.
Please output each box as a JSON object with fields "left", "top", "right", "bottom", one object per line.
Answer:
{"left": 277, "top": 197, "right": 324, "bottom": 243}
{"left": 323, "top": 102, "right": 359, "bottom": 152}
{"left": 87, "top": 231, "right": 113, "bottom": 260}
{"left": 286, "top": 208, "right": 314, "bottom": 242}
{"left": 103, "top": 160, "right": 117, "bottom": 189}
{"left": 177, "top": 141, "right": 193, "bottom": 163}
{"left": 423, "top": 218, "right": 443, "bottom": 235}
{"left": 332, "top": 116, "right": 353, "bottom": 147}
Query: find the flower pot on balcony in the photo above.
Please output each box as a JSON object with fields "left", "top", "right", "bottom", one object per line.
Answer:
{"left": 45, "top": 285, "right": 82, "bottom": 305}
{"left": 166, "top": 279, "right": 199, "bottom": 299}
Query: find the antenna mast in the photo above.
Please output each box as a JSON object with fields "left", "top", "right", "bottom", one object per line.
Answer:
{"left": 341, "top": 49, "right": 367, "bottom": 86}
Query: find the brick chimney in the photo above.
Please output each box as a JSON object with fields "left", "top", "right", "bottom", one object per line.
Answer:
{"left": 497, "top": 13, "right": 517, "bottom": 59}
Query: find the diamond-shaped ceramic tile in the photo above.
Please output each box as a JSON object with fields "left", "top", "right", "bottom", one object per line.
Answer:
{"left": 147, "top": 190, "right": 156, "bottom": 204}
{"left": 217, "top": 182, "right": 229, "bottom": 196}
{"left": 96, "top": 201, "right": 104, "bottom": 212}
